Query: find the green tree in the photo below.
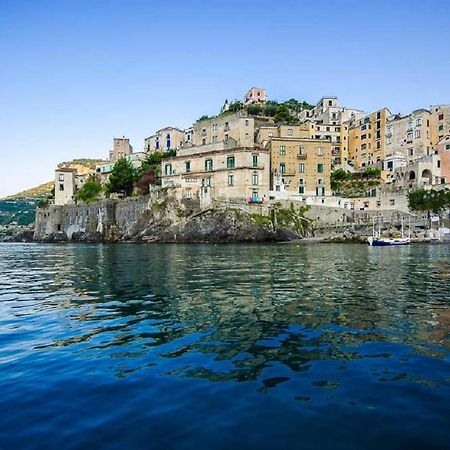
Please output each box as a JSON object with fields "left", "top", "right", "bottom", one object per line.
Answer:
{"left": 274, "top": 105, "right": 299, "bottom": 124}
{"left": 76, "top": 177, "right": 103, "bottom": 204}
{"left": 107, "top": 158, "right": 137, "bottom": 196}
{"left": 407, "top": 188, "right": 450, "bottom": 216}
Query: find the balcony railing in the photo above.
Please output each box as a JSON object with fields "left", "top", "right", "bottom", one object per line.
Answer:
{"left": 297, "top": 153, "right": 307, "bottom": 159}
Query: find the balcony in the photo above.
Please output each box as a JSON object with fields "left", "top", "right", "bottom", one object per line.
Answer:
{"left": 297, "top": 153, "right": 307, "bottom": 159}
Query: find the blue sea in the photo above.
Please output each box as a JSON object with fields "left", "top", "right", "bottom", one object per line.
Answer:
{"left": 0, "top": 243, "right": 449, "bottom": 449}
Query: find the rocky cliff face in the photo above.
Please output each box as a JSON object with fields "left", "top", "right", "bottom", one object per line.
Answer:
{"left": 34, "top": 190, "right": 305, "bottom": 243}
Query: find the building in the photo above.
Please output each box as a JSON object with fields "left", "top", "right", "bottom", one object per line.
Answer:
{"left": 261, "top": 125, "right": 332, "bottom": 198}
{"left": 54, "top": 168, "right": 87, "bottom": 205}
{"left": 144, "top": 127, "right": 185, "bottom": 153}
{"left": 391, "top": 153, "right": 442, "bottom": 189}
{"left": 347, "top": 108, "right": 391, "bottom": 168}
{"left": 243, "top": 87, "right": 266, "bottom": 106}
{"left": 160, "top": 142, "right": 270, "bottom": 204}
{"left": 385, "top": 109, "right": 433, "bottom": 161}
{"left": 431, "top": 104, "right": 450, "bottom": 144}
{"left": 109, "top": 137, "right": 133, "bottom": 162}
{"left": 436, "top": 135, "right": 450, "bottom": 183}
{"left": 298, "top": 97, "right": 364, "bottom": 166}
{"left": 192, "top": 111, "right": 264, "bottom": 148}
{"left": 95, "top": 152, "right": 146, "bottom": 181}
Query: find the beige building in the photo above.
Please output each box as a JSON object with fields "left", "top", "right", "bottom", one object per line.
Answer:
{"left": 436, "top": 135, "right": 450, "bottom": 183}
{"left": 259, "top": 125, "right": 332, "bottom": 197}
{"left": 347, "top": 108, "right": 391, "bottom": 168}
{"left": 144, "top": 127, "right": 184, "bottom": 153}
{"left": 160, "top": 142, "right": 270, "bottom": 203}
{"left": 385, "top": 109, "right": 433, "bottom": 161}
{"left": 243, "top": 87, "right": 266, "bottom": 106}
{"left": 192, "top": 111, "right": 270, "bottom": 148}
{"left": 110, "top": 137, "right": 133, "bottom": 162}
{"left": 298, "top": 96, "right": 363, "bottom": 166}
{"left": 431, "top": 104, "right": 450, "bottom": 144}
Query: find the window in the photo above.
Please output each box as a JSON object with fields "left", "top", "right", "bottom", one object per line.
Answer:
{"left": 287, "top": 128, "right": 293, "bottom": 136}
{"left": 416, "top": 118, "right": 422, "bottom": 127}
{"left": 205, "top": 159, "right": 213, "bottom": 171}
{"left": 185, "top": 188, "right": 192, "bottom": 199}
{"left": 227, "top": 174, "right": 234, "bottom": 186}
{"left": 390, "top": 199, "right": 395, "bottom": 206}
{"left": 439, "top": 113, "right": 444, "bottom": 120}
{"left": 415, "top": 130, "right": 421, "bottom": 139}
{"left": 407, "top": 132, "right": 413, "bottom": 141}
{"left": 387, "top": 137, "right": 392, "bottom": 145}
{"left": 298, "top": 179, "right": 305, "bottom": 194}
{"left": 252, "top": 154, "right": 258, "bottom": 167}
{"left": 376, "top": 130, "right": 381, "bottom": 139}
{"left": 377, "top": 111, "right": 381, "bottom": 120}
{"left": 317, "top": 178, "right": 323, "bottom": 185}
{"left": 252, "top": 172, "right": 258, "bottom": 185}
{"left": 185, "top": 161, "right": 191, "bottom": 173}
{"left": 202, "top": 138, "right": 206, "bottom": 145}
{"left": 279, "top": 163, "right": 286, "bottom": 174}
{"left": 164, "top": 164, "right": 173, "bottom": 175}
{"left": 299, "top": 146, "right": 305, "bottom": 155}
{"left": 299, "top": 163, "right": 305, "bottom": 173}
{"left": 212, "top": 136, "right": 217, "bottom": 143}
{"left": 408, "top": 148, "right": 414, "bottom": 156}
{"left": 245, "top": 120, "right": 249, "bottom": 126}
{"left": 317, "top": 163, "right": 324, "bottom": 173}
{"left": 439, "top": 124, "right": 444, "bottom": 131}
{"left": 226, "top": 156, "right": 235, "bottom": 168}
{"left": 446, "top": 144, "right": 450, "bottom": 150}
{"left": 316, "top": 186, "right": 325, "bottom": 196}
{"left": 268, "top": 132, "right": 273, "bottom": 138}
{"left": 279, "top": 145, "right": 286, "bottom": 155}
{"left": 59, "top": 183, "right": 64, "bottom": 191}
{"left": 58, "top": 174, "right": 64, "bottom": 181}
{"left": 316, "top": 146, "right": 324, "bottom": 156}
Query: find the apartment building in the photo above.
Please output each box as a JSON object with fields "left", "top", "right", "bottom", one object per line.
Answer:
{"left": 109, "top": 137, "right": 133, "bottom": 162}
{"left": 144, "top": 127, "right": 185, "bottom": 153}
{"left": 385, "top": 109, "right": 433, "bottom": 161}
{"left": 160, "top": 142, "right": 269, "bottom": 202}
{"left": 431, "top": 104, "right": 450, "bottom": 144}
{"left": 298, "top": 97, "right": 363, "bottom": 166}
{"left": 348, "top": 108, "right": 391, "bottom": 168}
{"left": 264, "top": 125, "right": 331, "bottom": 197}
{"left": 193, "top": 111, "right": 270, "bottom": 148}
{"left": 436, "top": 135, "right": 450, "bottom": 183}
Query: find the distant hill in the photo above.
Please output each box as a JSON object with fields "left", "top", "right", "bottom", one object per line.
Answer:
{"left": 7, "top": 181, "right": 54, "bottom": 200}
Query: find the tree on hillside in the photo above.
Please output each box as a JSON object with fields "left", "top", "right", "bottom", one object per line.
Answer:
{"left": 135, "top": 171, "right": 158, "bottom": 195}
{"left": 76, "top": 176, "right": 103, "bottom": 204}
{"left": 107, "top": 158, "right": 137, "bottom": 196}
{"left": 139, "top": 150, "right": 176, "bottom": 178}
{"left": 274, "top": 105, "right": 299, "bottom": 124}
{"left": 407, "top": 188, "right": 450, "bottom": 216}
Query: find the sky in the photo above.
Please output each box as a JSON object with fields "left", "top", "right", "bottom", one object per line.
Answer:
{"left": 1, "top": 0, "right": 449, "bottom": 197}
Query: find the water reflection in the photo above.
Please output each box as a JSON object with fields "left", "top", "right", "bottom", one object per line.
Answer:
{"left": 1, "top": 243, "right": 449, "bottom": 390}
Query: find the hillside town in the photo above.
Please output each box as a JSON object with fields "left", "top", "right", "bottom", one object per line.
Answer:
{"left": 52, "top": 87, "right": 450, "bottom": 220}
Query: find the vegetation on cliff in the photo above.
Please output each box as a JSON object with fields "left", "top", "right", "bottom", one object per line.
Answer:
{"left": 197, "top": 98, "right": 313, "bottom": 124}
{"left": 331, "top": 168, "right": 381, "bottom": 197}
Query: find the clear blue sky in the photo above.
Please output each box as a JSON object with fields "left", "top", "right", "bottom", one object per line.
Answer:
{"left": 1, "top": 0, "right": 449, "bottom": 197}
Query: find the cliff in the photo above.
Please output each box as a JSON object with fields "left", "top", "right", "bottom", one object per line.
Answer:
{"left": 34, "top": 190, "right": 309, "bottom": 243}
